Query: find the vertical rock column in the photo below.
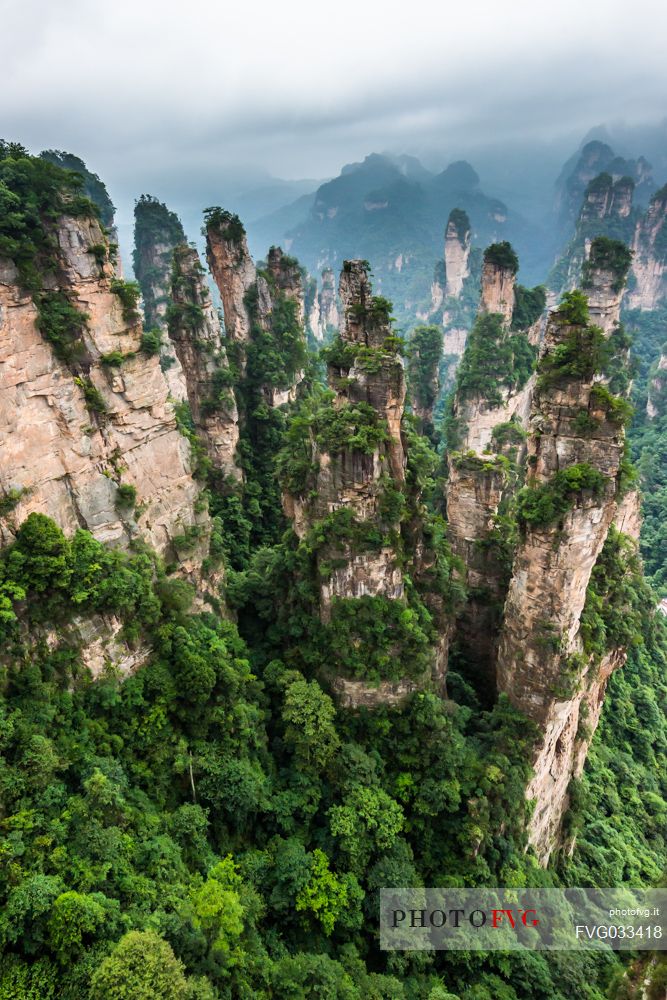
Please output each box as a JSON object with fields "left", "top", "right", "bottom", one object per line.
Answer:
{"left": 627, "top": 183, "right": 667, "bottom": 311}
{"left": 307, "top": 267, "right": 340, "bottom": 341}
{"left": 205, "top": 210, "right": 256, "bottom": 369}
{"left": 167, "top": 244, "right": 241, "bottom": 479}
{"left": 133, "top": 195, "right": 189, "bottom": 398}
{"left": 445, "top": 244, "right": 528, "bottom": 690}
{"left": 0, "top": 210, "right": 211, "bottom": 586}
{"left": 496, "top": 244, "right": 633, "bottom": 862}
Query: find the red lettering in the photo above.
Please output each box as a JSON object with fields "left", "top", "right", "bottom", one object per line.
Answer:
{"left": 492, "top": 909, "right": 516, "bottom": 928}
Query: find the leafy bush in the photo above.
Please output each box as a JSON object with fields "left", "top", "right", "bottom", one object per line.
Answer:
{"left": 483, "top": 241, "right": 519, "bottom": 274}
{"left": 583, "top": 236, "right": 633, "bottom": 292}
{"left": 35, "top": 291, "right": 89, "bottom": 364}
{"left": 511, "top": 284, "right": 546, "bottom": 331}
{"left": 115, "top": 483, "right": 137, "bottom": 510}
{"left": 515, "top": 464, "right": 607, "bottom": 527}
{"left": 74, "top": 377, "right": 107, "bottom": 414}
{"left": 203, "top": 207, "right": 245, "bottom": 243}
{"left": 110, "top": 278, "right": 141, "bottom": 324}
{"left": 140, "top": 328, "right": 162, "bottom": 355}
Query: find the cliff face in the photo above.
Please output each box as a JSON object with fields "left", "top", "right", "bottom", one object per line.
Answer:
{"left": 308, "top": 267, "right": 340, "bottom": 341}
{"left": 0, "top": 213, "right": 212, "bottom": 588}
{"left": 167, "top": 244, "right": 241, "bottom": 478}
{"left": 133, "top": 195, "right": 187, "bottom": 331}
{"left": 479, "top": 257, "right": 516, "bottom": 324}
{"left": 551, "top": 173, "right": 637, "bottom": 296}
{"left": 281, "top": 261, "right": 457, "bottom": 706}
{"left": 647, "top": 350, "right": 667, "bottom": 419}
{"left": 445, "top": 245, "right": 531, "bottom": 686}
{"left": 627, "top": 184, "right": 667, "bottom": 311}
{"left": 444, "top": 210, "right": 471, "bottom": 298}
{"left": 205, "top": 211, "right": 257, "bottom": 353}
{"left": 496, "top": 259, "right": 632, "bottom": 861}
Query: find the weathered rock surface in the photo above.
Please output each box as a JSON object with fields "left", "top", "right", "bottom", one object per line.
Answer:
{"left": 496, "top": 260, "right": 632, "bottom": 862}
{"left": 206, "top": 213, "right": 257, "bottom": 352}
{"left": 647, "top": 350, "right": 667, "bottom": 419}
{"left": 167, "top": 244, "right": 241, "bottom": 478}
{"left": 308, "top": 267, "right": 340, "bottom": 340}
{"left": 445, "top": 248, "right": 528, "bottom": 686}
{"left": 479, "top": 258, "right": 516, "bottom": 324}
{"left": 0, "top": 213, "right": 211, "bottom": 589}
{"left": 444, "top": 211, "right": 471, "bottom": 298}
{"left": 627, "top": 184, "right": 667, "bottom": 311}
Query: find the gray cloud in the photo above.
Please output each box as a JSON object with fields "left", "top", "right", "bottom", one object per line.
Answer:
{"left": 2, "top": 0, "right": 666, "bottom": 243}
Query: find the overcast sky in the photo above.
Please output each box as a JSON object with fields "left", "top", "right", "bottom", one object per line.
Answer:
{"left": 3, "top": 0, "right": 666, "bottom": 224}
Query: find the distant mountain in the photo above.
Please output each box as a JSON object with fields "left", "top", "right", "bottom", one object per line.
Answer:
{"left": 554, "top": 139, "right": 655, "bottom": 231}
{"left": 247, "top": 152, "right": 538, "bottom": 329}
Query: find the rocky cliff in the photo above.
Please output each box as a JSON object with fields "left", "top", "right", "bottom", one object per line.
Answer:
{"left": 0, "top": 211, "right": 213, "bottom": 593}
{"left": 205, "top": 209, "right": 257, "bottom": 357}
{"left": 280, "top": 261, "right": 459, "bottom": 706}
{"left": 167, "top": 244, "right": 241, "bottom": 478}
{"left": 307, "top": 267, "right": 340, "bottom": 341}
{"left": 445, "top": 242, "right": 533, "bottom": 687}
{"left": 133, "top": 195, "right": 187, "bottom": 332}
{"left": 444, "top": 209, "right": 472, "bottom": 298}
{"left": 551, "top": 172, "right": 638, "bottom": 296}
{"left": 496, "top": 245, "right": 634, "bottom": 861}
{"left": 627, "top": 183, "right": 667, "bottom": 311}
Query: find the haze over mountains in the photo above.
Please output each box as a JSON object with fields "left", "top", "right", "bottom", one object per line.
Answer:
{"left": 88, "top": 120, "right": 667, "bottom": 320}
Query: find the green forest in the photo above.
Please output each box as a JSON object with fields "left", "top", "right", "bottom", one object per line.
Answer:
{"left": 1, "top": 144, "right": 666, "bottom": 1000}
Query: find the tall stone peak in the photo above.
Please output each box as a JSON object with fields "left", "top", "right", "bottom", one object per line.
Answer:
{"left": 133, "top": 194, "right": 187, "bottom": 332}
{"left": 479, "top": 242, "right": 518, "bottom": 323}
{"left": 445, "top": 242, "right": 534, "bottom": 688}
{"left": 581, "top": 235, "right": 633, "bottom": 333}
{"left": 265, "top": 245, "right": 305, "bottom": 326}
{"left": 166, "top": 243, "right": 241, "bottom": 479}
{"left": 205, "top": 209, "right": 257, "bottom": 348}
{"left": 496, "top": 285, "right": 633, "bottom": 861}
{"left": 626, "top": 183, "right": 667, "bottom": 311}
{"left": 280, "top": 262, "right": 458, "bottom": 707}
{"left": 444, "top": 208, "right": 471, "bottom": 298}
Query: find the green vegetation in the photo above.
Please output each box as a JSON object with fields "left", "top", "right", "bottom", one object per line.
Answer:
{"left": 515, "top": 464, "right": 607, "bottom": 527}
{"left": 140, "top": 328, "right": 162, "bottom": 355}
{"left": 407, "top": 324, "right": 442, "bottom": 415}
{"left": 0, "top": 488, "right": 25, "bottom": 517}
{"left": 582, "top": 236, "right": 633, "bottom": 293}
{"left": 115, "top": 483, "right": 137, "bottom": 510}
{"left": 132, "top": 195, "right": 187, "bottom": 330}
{"left": 537, "top": 292, "right": 606, "bottom": 389}
{"left": 35, "top": 291, "right": 89, "bottom": 364}
{"left": 74, "top": 377, "right": 107, "bottom": 415}
{"left": 203, "top": 206, "right": 245, "bottom": 243}
{"left": 483, "top": 241, "right": 519, "bottom": 274}
{"left": 511, "top": 284, "right": 546, "bottom": 331}
{"left": 447, "top": 207, "right": 470, "bottom": 241}
{"left": 110, "top": 278, "right": 141, "bottom": 325}
{"left": 40, "top": 149, "right": 115, "bottom": 228}
{"left": 454, "top": 312, "right": 537, "bottom": 405}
